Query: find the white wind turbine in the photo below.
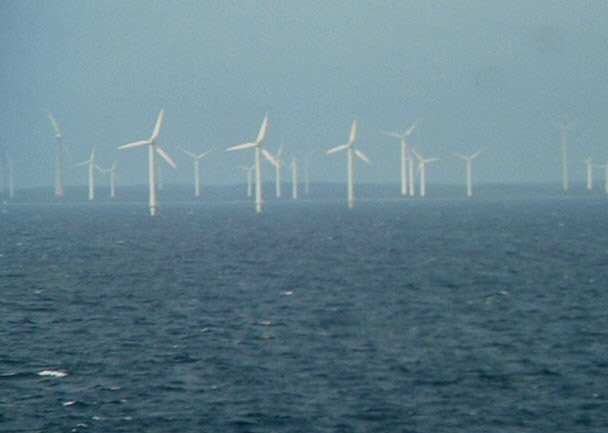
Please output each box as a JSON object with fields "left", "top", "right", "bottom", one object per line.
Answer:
{"left": 118, "top": 109, "right": 176, "bottom": 216}
{"left": 4, "top": 151, "right": 15, "bottom": 199}
{"left": 583, "top": 158, "right": 593, "bottom": 190}
{"left": 181, "top": 147, "right": 212, "bottom": 197}
{"left": 380, "top": 120, "right": 418, "bottom": 196}
{"left": 240, "top": 164, "right": 255, "bottom": 197}
{"left": 226, "top": 114, "right": 276, "bottom": 213}
{"left": 303, "top": 149, "right": 316, "bottom": 196}
{"left": 75, "top": 146, "right": 100, "bottom": 200}
{"left": 268, "top": 143, "right": 284, "bottom": 198}
{"left": 99, "top": 162, "right": 118, "bottom": 199}
{"left": 289, "top": 156, "right": 298, "bottom": 199}
{"left": 412, "top": 149, "right": 438, "bottom": 197}
{"left": 453, "top": 149, "right": 483, "bottom": 197}
{"left": 555, "top": 122, "right": 575, "bottom": 191}
{"left": 326, "top": 120, "right": 372, "bottom": 209}
{"left": 46, "top": 109, "right": 73, "bottom": 196}
{"left": 599, "top": 163, "right": 608, "bottom": 194}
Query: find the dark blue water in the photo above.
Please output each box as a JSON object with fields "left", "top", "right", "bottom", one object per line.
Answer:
{"left": 1, "top": 199, "right": 607, "bottom": 432}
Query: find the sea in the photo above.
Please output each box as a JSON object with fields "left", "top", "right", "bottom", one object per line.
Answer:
{"left": 1, "top": 196, "right": 607, "bottom": 432}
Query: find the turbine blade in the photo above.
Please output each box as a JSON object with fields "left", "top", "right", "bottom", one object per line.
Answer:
{"left": 157, "top": 147, "right": 177, "bottom": 168}
{"left": 261, "top": 148, "right": 279, "bottom": 167}
{"left": 90, "top": 146, "right": 96, "bottom": 161}
{"left": 379, "top": 131, "right": 403, "bottom": 138}
{"left": 150, "top": 109, "right": 164, "bottom": 141}
{"left": 349, "top": 120, "right": 358, "bottom": 144}
{"left": 256, "top": 114, "right": 269, "bottom": 143}
{"left": 62, "top": 143, "right": 75, "bottom": 162}
{"left": 227, "top": 142, "right": 257, "bottom": 152}
{"left": 471, "top": 149, "right": 483, "bottom": 159}
{"left": 180, "top": 147, "right": 197, "bottom": 158}
{"left": 46, "top": 109, "right": 62, "bottom": 136}
{"left": 198, "top": 149, "right": 213, "bottom": 159}
{"left": 453, "top": 152, "right": 467, "bottom": 160}
{"left": 412, "top": 148, "right": 423, "bottom": 161}
{"left": 75, "top": 159, "right": 90, "bottom": 167}
{"left": 326, "top": 143, "right": 350, "bottom": 154}
{"left": 118, "top": 140, "right": 150, "bottom": 150}
{"left": 354, "top": 149, "right": 372, "bottom": 164}
{"left": 405, "top": 120, "right": 419, "bottom": 136}
{"left": 553, "top": 120, "right": 576, "bottom": 130}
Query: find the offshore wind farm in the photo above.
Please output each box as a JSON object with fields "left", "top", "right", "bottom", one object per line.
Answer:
{"left": 2, "top": 2, "right": 608, "bottom": 433}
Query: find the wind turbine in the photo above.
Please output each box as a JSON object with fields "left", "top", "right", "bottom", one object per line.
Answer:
{"left": 554, "top": 122, "right": 575, "bottom": 191}
{"left": 412, "top": 149, "right": 438, "bottom": 197}
{"left": 303, "top": 149, "right": 316, "bottom": 196}
{"left": 118, "top": 109, "right": 176, "bottom": 216}
{"left": 453, "top": 149, "right": 483, "bottom": 197}
{"left": 268, "top": 143, "right": 284, "bottom": 198}
{"left": 599, "top": 163, "right": 608, "bottom": 194}
{"left": 380, "top": 120, "right": 418, "bottom": 196}
{"left": 75, "top": 146, "right": 99, "bottom": 200}
{"left": 583, "top": 158, "right": 593, "bottom": 190}
{"left": 99, "top": 162, "right": 118, "bottom": 199}
{"left": 3, "top": 151, "right": 15, "bottom": 199}
{"left": 326, "top": 120, "right": 372, "bottom": 209}
{"left": 181, "top": 147, "right": 213, "bottom": 197}
{"left": 46, "top": 109, "right": 73, "bottom": 196}
{"left": 289, "top": 156, "right": 298, "bottom": 199}
{"left": 226, "top": 114, "right": 276, "bottom": 213}
{"left": 240, "top": 164, "right": 255, "bottom": 197}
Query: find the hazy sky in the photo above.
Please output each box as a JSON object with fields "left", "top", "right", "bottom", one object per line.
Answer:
{"left": 2, "top": 0, "right": 607, "bottom": 189}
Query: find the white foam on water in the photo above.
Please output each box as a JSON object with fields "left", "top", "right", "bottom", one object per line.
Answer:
{"left": 38, "top": 370, "right": 67, "bottom": 378}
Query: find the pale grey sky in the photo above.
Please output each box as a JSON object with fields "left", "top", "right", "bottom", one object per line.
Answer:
{"left": 1, "top": 0, "right": 607, "bottom": 189}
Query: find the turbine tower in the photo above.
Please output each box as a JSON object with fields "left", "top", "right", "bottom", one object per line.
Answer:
{"left": 303, "top": 149, "right": 316, "bottom": 196}
{"left": 181, "top": 147, "right": 212, "bottom": 197}
{"left": 289, "top": 156, "right": 298, "bottom": 199}
{"left": 240, "top": 164, "right": 255, "bottom": 197}
{"left": 380, "top": 120, "right": 418, "bottom": 196}
{"left": 3, "top": 151, "right": 15, "bottom": 199}
{"left": 118, "top": 109, "right": 176, "bottom": 216}
{"left": 226, "top": 114, "right": 276, "bottom": 213}
{"left": 599, "top": 163, "right": 608, "bottom": 194}
{"left": 268, "top": 143, "right": 284, "bottom": 198}
{"left": 583, "top": 158, "right": 593, "bottom": 190}
{"left": 412, "top": 149, "right": 438, "bottom": 197}
{"left": 75, "top": 146, "right": 99, "bottom": 200}
{"left": 555, "top": 122, "right": 575, "bottom": 192}
{"left": 326, "top": 120, "right": 371, "bottom": 209}
{"left": 454, "top": 149, "right": 483, "bottom": 197}
{"left": 99, "top": 162, "right": 118, "bottom": 199}
{"left": 46, "top": 109, "right": 73, "bottom": 196}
